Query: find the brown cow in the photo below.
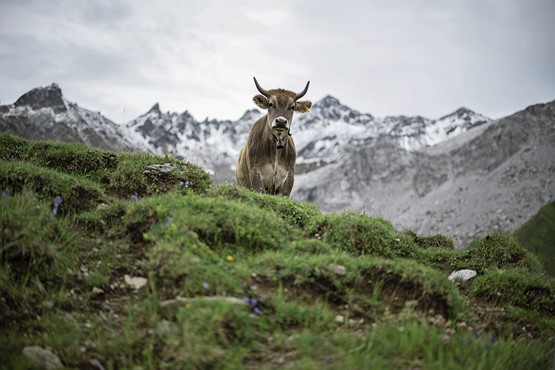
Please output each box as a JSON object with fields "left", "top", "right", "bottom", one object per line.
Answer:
{"left": 236, "top": 77, "right": 312, "bottom": 196}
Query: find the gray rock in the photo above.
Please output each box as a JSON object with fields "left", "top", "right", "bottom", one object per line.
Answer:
{"left": 143, "top": 163, "right": 177, "bottom": 174}
{"left": 448, "top": 269, "right": 477, "bottom": 282}
{"left": 330, "top": 264, "right": 347, "bottom": 276}
{"left": 22, "top": 346, "right": 63, "bottom": 370}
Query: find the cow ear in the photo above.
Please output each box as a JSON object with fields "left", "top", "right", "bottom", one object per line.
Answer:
{"left": 253, "top": 95, "right": 269, "bottom": 109}
{"left": 294, "top": 100, "right": 312, "bottom": 113}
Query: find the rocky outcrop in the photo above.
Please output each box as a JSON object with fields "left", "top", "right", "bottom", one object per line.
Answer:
{"left": 292, "top": 100, "right": 555, "bottom": 247}
{"left": 0, "top": 84, "right": 134, "bottom": 152}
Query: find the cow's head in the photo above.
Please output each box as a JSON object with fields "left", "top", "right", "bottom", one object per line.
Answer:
{"left": 252, "top": 77, "right": 312, "bottom": 148}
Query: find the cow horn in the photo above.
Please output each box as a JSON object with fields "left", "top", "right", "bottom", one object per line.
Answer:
{"left": 295, "top": 81, "right": 310, "bottom": 100}
{"left": 253, "top": 77, "right": 269, "bottom": 97}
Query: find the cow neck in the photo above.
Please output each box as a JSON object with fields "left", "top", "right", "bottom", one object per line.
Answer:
{"left": 270, "top": 129, "right": 291, "bottom": 150}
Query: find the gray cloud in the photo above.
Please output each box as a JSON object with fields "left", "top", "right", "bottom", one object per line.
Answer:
{"left": 1, "top": 0, "right": 554, "bottom": 122}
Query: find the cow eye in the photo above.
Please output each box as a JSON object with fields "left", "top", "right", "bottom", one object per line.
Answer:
{"left": 289, "top": 105, "right": 295, "bottom": 110}
{"left": 268, "top": 102, "right": 274, "bottom": 108}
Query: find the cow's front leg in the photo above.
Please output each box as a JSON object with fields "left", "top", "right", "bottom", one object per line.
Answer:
{"left": 250, "top": 169, "right": 266, "bottom": 193}
{"left": 280, "top": 172, "right": 294, "bottom": 197}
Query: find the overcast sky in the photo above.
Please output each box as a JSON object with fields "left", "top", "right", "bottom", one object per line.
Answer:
{"left": 1, "top": 0, "right": 554, "bottom": 123}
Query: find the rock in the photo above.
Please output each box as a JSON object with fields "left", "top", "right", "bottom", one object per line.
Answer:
{"left": 448, "top": 269, "right": 477, "bottom": 282}
{"left": 22, "top": 346, "right": 63, "bottom": 369}
{"left": 124, "top": 274, "right": 148, "bottom": 290}
{"left": 92, "top": 287, "right": 104, "bottom": 295}
{"left": 144, "top": 163, "right": 177, "bottom": 174}
{"left": 89, "top": 358, "right": 106, "bottom": 370}
{"left": 330, "top": 264, "right": 347, "bottom": 276}
{"left": 335, "top": 315, "right": 345, "bottom": 323}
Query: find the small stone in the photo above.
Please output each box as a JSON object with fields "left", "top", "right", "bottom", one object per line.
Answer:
{"left": 331, "top": 264, "right": 347, "bottom": 276}
{"left": 22, "top": 346, "right": 63, "bottom": 370}
{"left": 335, "top": 315, "right": 345, "bottom": 323}
{"left": 124, "top": 274, "right": 148, "bottom": 290}
{"left": 96, "top": 203, "right": 108, "bottom": 211}
{"left": 92, "top": 287, "right": 104, "bottom": 295}
{"left": 448, "top": 269, "right": 477, "bottom": 282}
{"left": 89, "top": 358, "right": 106, "bottom": 370}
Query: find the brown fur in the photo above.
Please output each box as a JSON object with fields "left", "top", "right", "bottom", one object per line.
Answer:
{"left": 236, "top": 81, "right": 312, "bottom": 197}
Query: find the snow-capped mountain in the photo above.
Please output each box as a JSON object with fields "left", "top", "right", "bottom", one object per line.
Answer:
{"left": 0, "top": 84, "right": 133, "bottom": 152}
{"left": 292, "top": 99, "right": 555, "bottom": 247}
{"left": 121, "top": 93, "right": 491, "bottom": 179}
{"left": 1, "top": 83, "right": 491, "bottom": 180}
{"left": 122, "top": 105, "right": 261, "bottom": 182}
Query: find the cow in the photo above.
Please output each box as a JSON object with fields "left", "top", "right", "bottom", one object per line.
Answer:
{"left": 236, "top": 77, "right": 312, "bottom": 197}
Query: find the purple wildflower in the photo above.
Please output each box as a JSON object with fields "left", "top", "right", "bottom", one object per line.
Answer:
{"left": 131, "top": 194, "right": 139, "bottom": 201}
{"left": 167, "top": 216, "right": 173, "bottom": 227}
{"left": 1, "top": 191, "right": 6, "bottom": 200}
{"left": 242, "top": 296, "right": 251, "bottom": 304}
{"left": 203, "top": 282, "right": 209, "bottom": 290}
{"left": 253, "top": 307, "right": 261, "bottom": 315}
{"left": 52, "top": 195, "right": 63, "bottom": 216}
{"left": 325, "top": 357, "right": 331, "bottom": 364}
{"left": 249, "top": 298, "right": 258, "bottom": 306}
{"left": 179, "top": 180, "right": 185, "bottom": 188}
{"left": 473, "top": 331, "right": 480, "bottom": 339}
{"left": 490, "top": 336, "right": 497, "bottom": 345}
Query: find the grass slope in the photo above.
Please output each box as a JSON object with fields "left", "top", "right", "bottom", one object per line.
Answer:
{"left": 1, "top": 133, "right": 554, "bottom": 369}
{"left": 515, "top": 201, "right": 555, "bottom": 276}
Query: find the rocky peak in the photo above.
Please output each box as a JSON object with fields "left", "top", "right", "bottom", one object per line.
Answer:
{"left": 14, "top": 83, "right": 67, "bottom": 113}
{"left": 238, "top": 109, "right": 262, "bottom": 122}
{"left": 316, "top": 95, "right": 342, "bottom": 108}
{"left": 439, "top": 107, "right": 476, "bottom": 121}
{"left": 147, "top": 103, "right": 161, "bottom": 115}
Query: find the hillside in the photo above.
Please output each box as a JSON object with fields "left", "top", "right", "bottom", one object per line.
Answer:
{"left": 1, "top": 133, "right": 554, "bottom": 369}
{"left": 515, "top": 201, "right": 555, "bottom": 276}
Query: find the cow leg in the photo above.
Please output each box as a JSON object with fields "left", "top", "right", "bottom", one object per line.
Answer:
{"left": 281, "top": 173, "right": 294, "bottom": 197}
{"left": 250, "top": 170, "right": 266, "bottom": 193}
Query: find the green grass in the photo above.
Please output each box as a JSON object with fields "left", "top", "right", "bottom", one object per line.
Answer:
{"left": 1, "top": 133, "right": 554, "bottom": 369}
{"left": 515, "top": 201, "right": 555, "bottom": 276}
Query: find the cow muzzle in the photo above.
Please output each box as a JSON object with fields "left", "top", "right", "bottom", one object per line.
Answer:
{"left": 271, "top": 117, "right": 291, "bottom": 149}
{"left": 272, "top": 117, "right": 289, "bottom": 131}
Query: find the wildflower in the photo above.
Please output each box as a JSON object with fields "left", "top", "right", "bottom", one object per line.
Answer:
{"left": 243, "top": 296, "right": 251, "bottom": 304}
{"left": 473, "top": 330, "right": 480, "bottom": 339}
{"left": 325, "top": 357, "right": 331, "bottom": 364}
{"left": 1, "top": 191, "right": 6, "bottom": 200}
{"left": 490, "top": 336, "right": 497, "bottom": 345}
{"left": 249, "top": 298, "right": 258, "bottom": 306}
{"left": 442, "top": 334, "right": 451, "bottom": 344}
{"left": 253, "top": 307, "right": 261, "bottom": 315}
{"left": 52, "top": 195, "right": 63, "bottom": 216}
{"left": 167, "top": 216, "right": 173, "bottom": 227}
{"left": 131, "top": 194, "right": 139, "bottom": 201}
{"left": 179, "top": 180, "right": 185, "bottom": 188}
{"left": 226, "top": 255, "right": 234, "bottom": 262}
{"left": 202, "top": 282, "right": 209, "bottom": 290}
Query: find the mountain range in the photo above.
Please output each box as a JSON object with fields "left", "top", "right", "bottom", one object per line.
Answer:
{"left": 1, "top": 83, "right": 553, "bottom": 246}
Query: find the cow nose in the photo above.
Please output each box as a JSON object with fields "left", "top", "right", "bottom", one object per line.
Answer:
{"left": 275, "top": 117, "right": 288, "bottom": 127}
